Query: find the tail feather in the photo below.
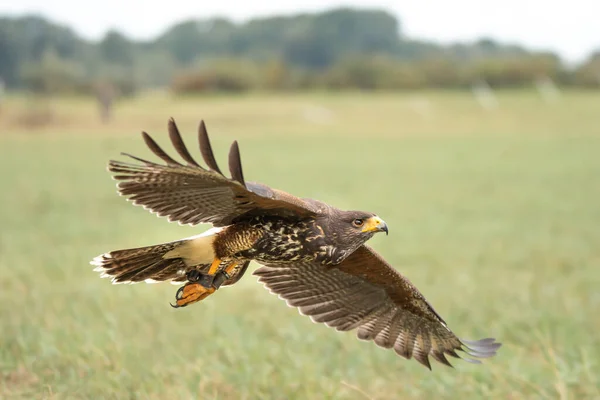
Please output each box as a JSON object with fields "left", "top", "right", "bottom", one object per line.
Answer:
{"left": 117, "top": 258, "right": 184, "bottom": 283}
{"left": 92, "top": 242, "right": 188, "bottom": 284}
{"left": 92, "top": 227, "right": 234, "bottom": 286}
{"left": 99, "top": 245, "right": 170, "bottom": 271}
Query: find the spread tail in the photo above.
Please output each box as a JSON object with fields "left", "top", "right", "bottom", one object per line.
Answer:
{"left": 91, "top": 242, "right": 189, "bottom": 284}
{"left": 91, "top": 228, "right": 222, "bottom": 284}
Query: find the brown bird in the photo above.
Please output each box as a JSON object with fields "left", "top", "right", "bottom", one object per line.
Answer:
{"left": 91, "top": 118, "right": 501, "bottom": 369}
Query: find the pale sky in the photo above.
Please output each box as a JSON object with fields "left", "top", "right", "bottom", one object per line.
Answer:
{"left": 1, "top": 0, "right": 598, "bottom": 64}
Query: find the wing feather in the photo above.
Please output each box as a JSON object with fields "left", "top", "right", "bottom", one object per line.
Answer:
{"left": 254, "top": 245, "right": 501, "bottom": 370}
{"left": 108, "top": 119, "right": 317, "bottom": 227}
{"left": 228, "top": 141, "right": 245, "bottom": 186}
{"left": 197, "top": 120, "right": 223, "bottom": 174}
{"left": 167, "top": 118, "right": 201, "bottom": 167}
{"left": 141, "top": 131, "right": 182, "bottom": 166}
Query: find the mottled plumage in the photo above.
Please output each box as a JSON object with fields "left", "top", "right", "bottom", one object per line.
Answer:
{"left": 91, "top": 118, "right": 501, "bottom": 370}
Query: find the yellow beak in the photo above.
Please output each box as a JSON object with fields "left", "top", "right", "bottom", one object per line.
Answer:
{"left": 361, "top": 216, "right": 388, "bottom": 235}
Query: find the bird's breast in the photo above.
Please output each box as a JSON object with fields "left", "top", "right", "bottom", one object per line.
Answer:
{"left": 239, "top": 217, "right": 320, "bottom": 263}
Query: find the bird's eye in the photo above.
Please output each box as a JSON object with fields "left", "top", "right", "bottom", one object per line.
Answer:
{"left": 352, "top": 218, "right": 364, "bottom": 227}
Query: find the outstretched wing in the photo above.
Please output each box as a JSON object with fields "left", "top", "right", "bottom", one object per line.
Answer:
{"left": 254, "top": 245, "right": 501, "bottom": 369}
{"left": 108, "top": 118, "right": 318, "bottom": 227}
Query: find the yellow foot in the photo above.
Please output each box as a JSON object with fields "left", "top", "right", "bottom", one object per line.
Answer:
{"left": 170, "top": 283, "right": 215, "bottom": 308}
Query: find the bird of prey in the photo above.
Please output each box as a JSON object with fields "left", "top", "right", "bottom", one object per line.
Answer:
{"left": 91, "top": 118, "right": 501, "bottom": 369}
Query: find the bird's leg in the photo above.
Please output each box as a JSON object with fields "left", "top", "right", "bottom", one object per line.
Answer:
{"left": 170, "top": 262, "right": 238, "bottom": 308}
{"left": 207, "top": 258, "right": 222, "bottom": 275}
{"left": 212, "top": 262, "right": 238, "bottom": 289}
{"left": 186, "top": 269, "right": 214, "bottom": 288}
{"left": 183, "top": 258, "right": 221, "bottom": 290}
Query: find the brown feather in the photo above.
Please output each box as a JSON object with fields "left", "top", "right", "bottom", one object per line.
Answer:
{"left": 228, "top": 140, "right": 245, "bottom": 186}
{"left": 92, "top": 242, "right": 187, "bottom": 283}
{"left": 168, "top": 118, "right": 201, "bottom": 167}
{"left": 107, "top": 119, "right": 317, "bottom": 227}
{"left": 141, "top": 132, "right": 182, "bottom": 166}
{"left": 254, "top": 245, "right": 501, "bottom": 370}
{"left": 197, "top": 120, "right": 223, "bottom": 174}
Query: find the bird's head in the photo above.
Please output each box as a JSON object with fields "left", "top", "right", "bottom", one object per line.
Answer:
{"left": 333, "top": 210, "right": 388, "bottom": 249}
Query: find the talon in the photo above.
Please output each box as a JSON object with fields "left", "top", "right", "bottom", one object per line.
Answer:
{"left": 170, "top": 283, "right": 215, "bottom": 308}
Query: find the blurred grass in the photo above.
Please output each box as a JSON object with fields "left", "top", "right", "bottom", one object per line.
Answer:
{"left": 1, "top": 90, "right": 599, "bottom": 399}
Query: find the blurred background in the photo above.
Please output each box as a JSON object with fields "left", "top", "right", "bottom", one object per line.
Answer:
{"left": 1, "top": 2, "right": 599, "bottom": 399}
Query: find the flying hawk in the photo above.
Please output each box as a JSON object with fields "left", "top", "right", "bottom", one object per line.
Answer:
{"left": 91, "top": 118, "right": 501, "bottom": 369}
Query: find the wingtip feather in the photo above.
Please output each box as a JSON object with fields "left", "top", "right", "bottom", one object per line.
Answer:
{"left": 198, "top": 120, "right": 224, "bottom": 174}
{"left": 168, "top": 118, "right": 201, "bottom": 167}
{"left": 141, "top": 131, "right": 182, "bottom": 166}
{"left": 228, "top": 140, "right": 246, "bottom": 186}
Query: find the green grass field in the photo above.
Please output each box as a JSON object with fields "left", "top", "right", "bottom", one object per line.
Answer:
{"left": 1, "top": 90, "right": 599, "bottom": 399}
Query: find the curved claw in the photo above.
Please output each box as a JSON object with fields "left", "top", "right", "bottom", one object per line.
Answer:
{"left": 170, "top": 282, "right": 215, "bottom": 308}
{"left": 169, "top": 285, "right": 187, "bottom": 308}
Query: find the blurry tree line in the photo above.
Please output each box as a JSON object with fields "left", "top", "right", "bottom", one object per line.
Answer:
{"left": 1, "top": 8, "right": 599, "bottom": 96}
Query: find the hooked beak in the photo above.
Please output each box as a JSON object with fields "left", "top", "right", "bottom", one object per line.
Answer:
{"left": 361, "top": 216, "right": 388, "bottom": 235}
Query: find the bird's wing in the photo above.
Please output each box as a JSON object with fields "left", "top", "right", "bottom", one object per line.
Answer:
{"left": 108, "top": 118, "right": 318, "bottom": 227}
{"left": 254, "top": 245, "right": 501, "bottom": 369}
